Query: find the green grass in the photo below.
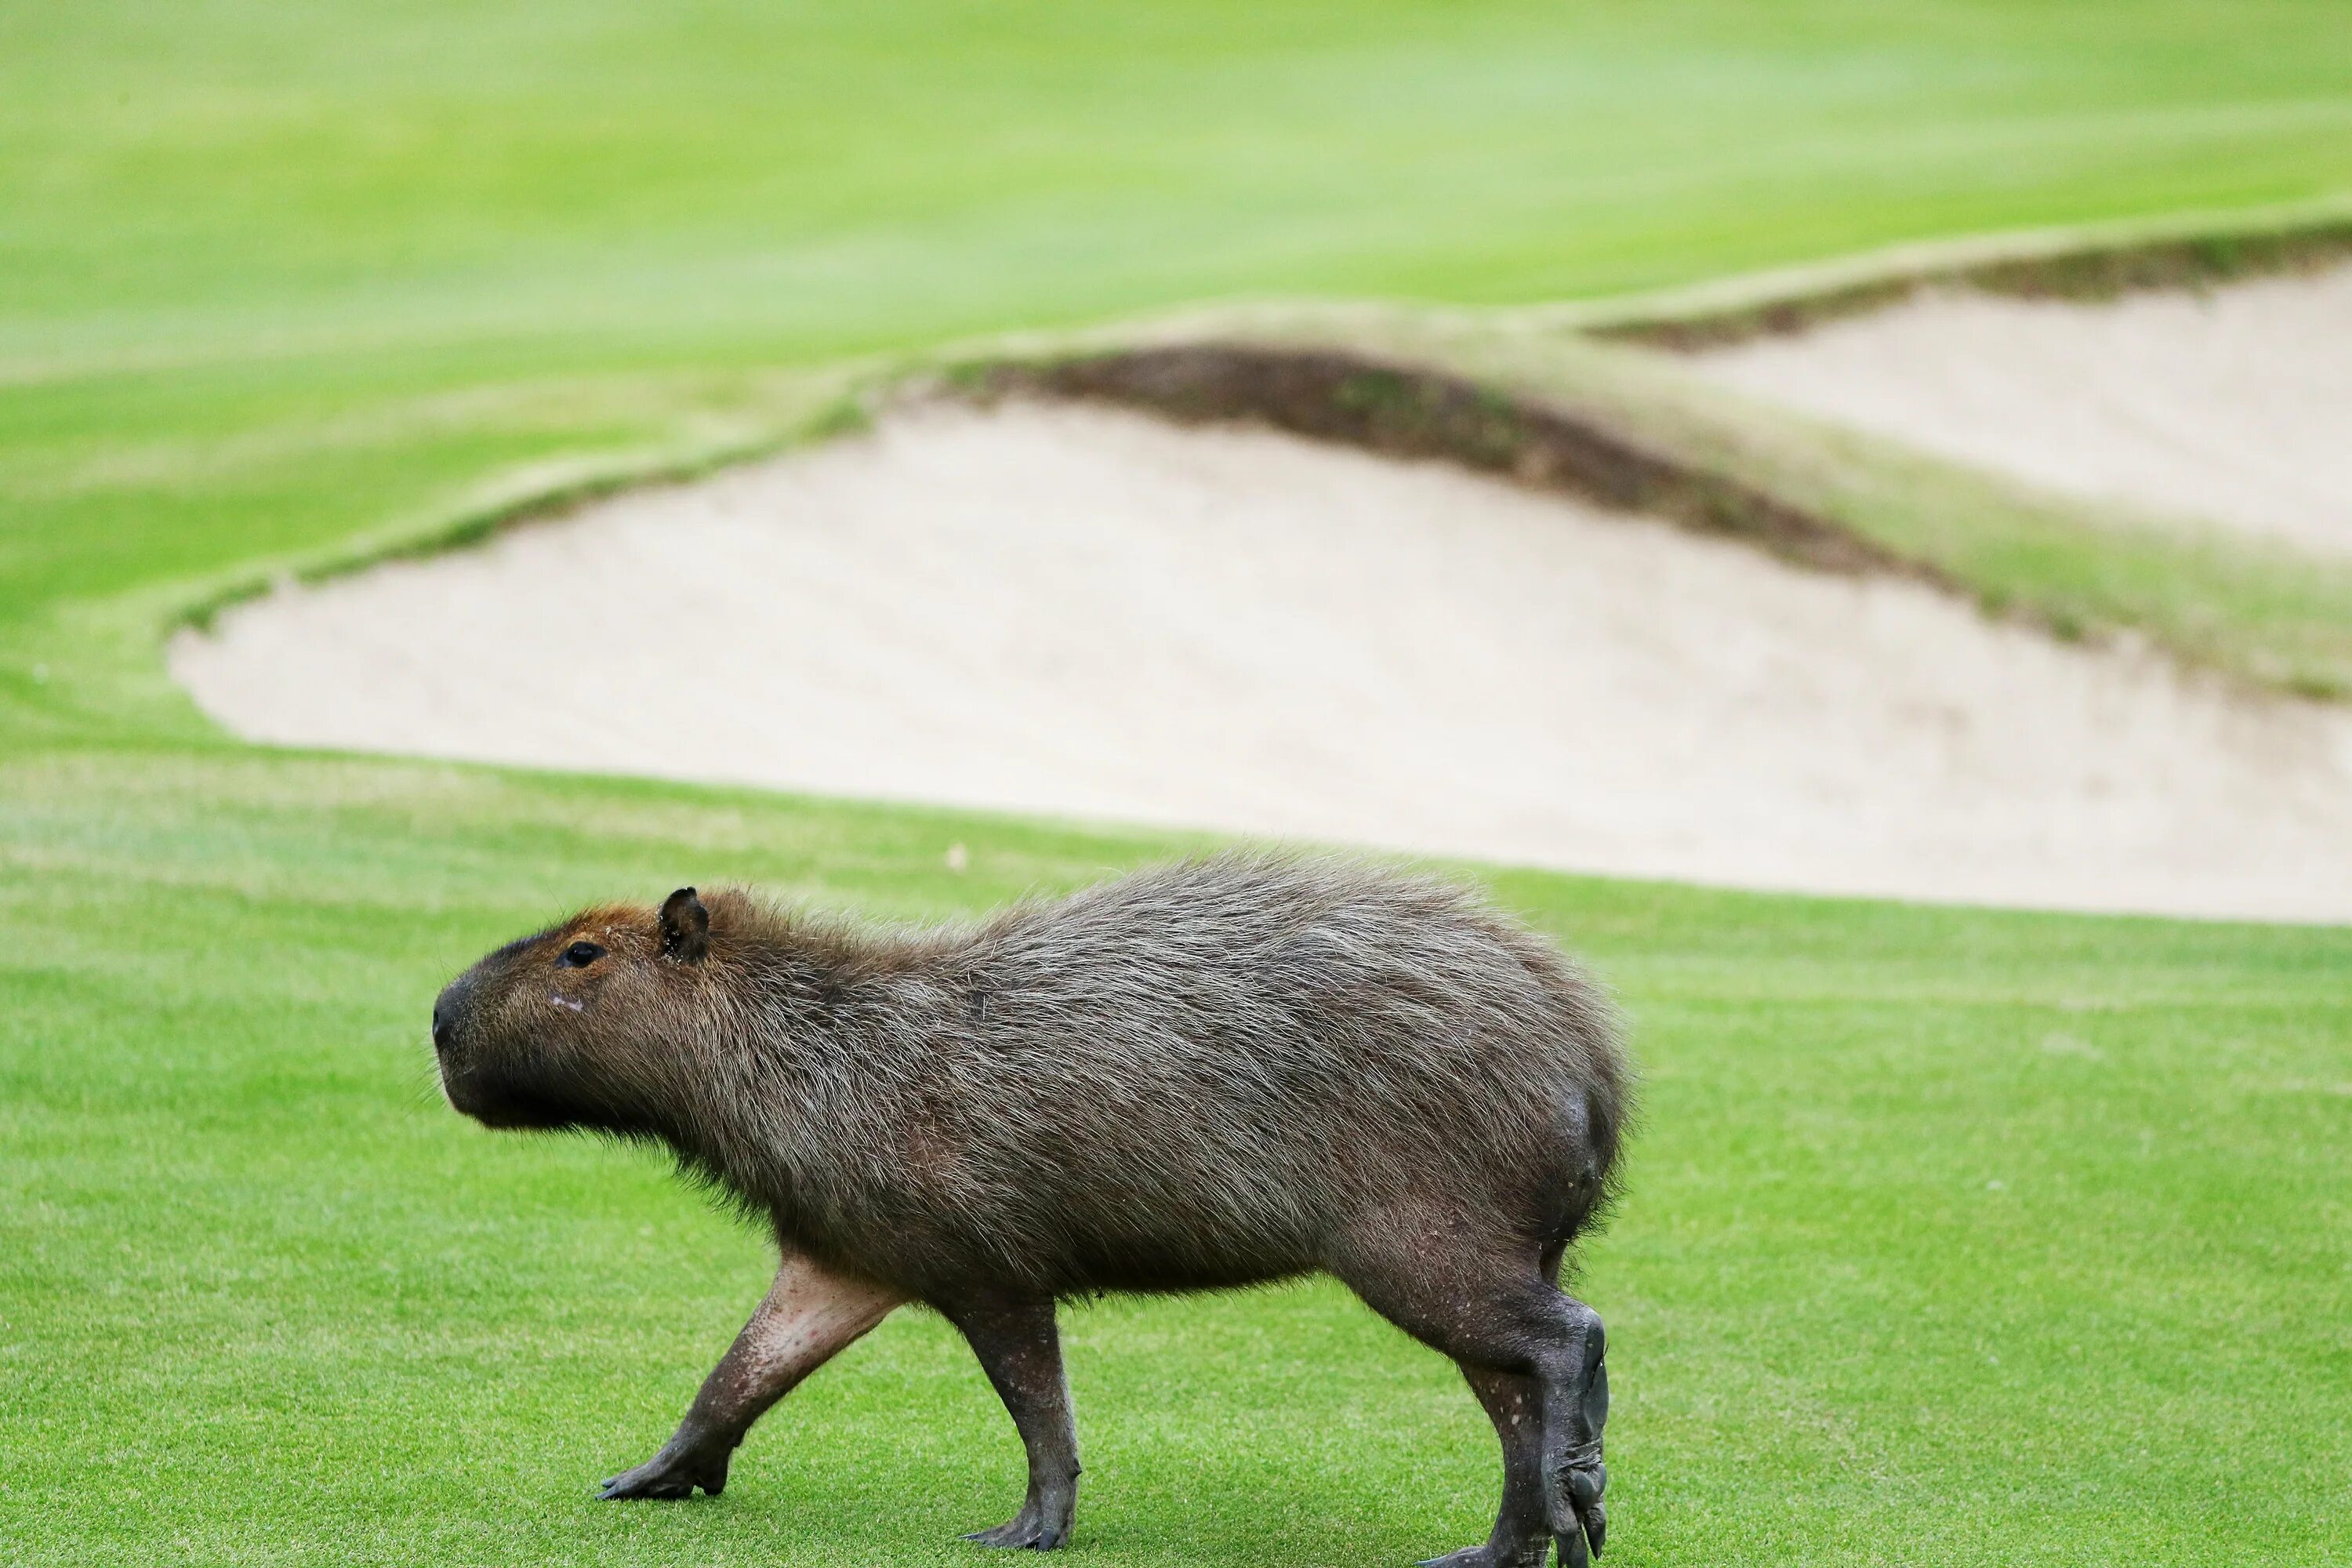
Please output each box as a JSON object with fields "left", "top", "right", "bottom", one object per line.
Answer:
{"left": 6, "top": 751, "right": 2349, "bottom": 1566}
{"left": 5, "top": 2, "right": 2352, "bottom": 1564}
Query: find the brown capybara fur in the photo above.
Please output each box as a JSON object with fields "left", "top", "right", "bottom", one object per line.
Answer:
{"left": 433, "top": 853, "right": 1630, "bottom": 1566}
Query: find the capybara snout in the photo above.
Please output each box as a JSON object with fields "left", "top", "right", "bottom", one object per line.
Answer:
{"left": 434, "top": 887, "right": 720, "bottom": 1132}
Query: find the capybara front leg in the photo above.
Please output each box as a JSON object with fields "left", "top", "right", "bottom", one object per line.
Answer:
{"left": 599, "top": 1250, "right": 903, "bottom": 1500}
{"left": 944, "top": 1295, "right": 1080, "bottom": 1549}
{"left": 1419, "top": 1365, "right": 1550, "bottom": 1568}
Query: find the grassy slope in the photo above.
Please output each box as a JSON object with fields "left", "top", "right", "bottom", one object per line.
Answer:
{"left": 12, "top": 0, "right": 2352, "bottom": 650}
{"left": 5, "top": 2, "right": 2352, "bottom": 1564}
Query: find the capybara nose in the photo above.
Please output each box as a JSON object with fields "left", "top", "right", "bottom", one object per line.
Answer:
{"left": 433, "top": 974, "right": 477, "bottom": 1054}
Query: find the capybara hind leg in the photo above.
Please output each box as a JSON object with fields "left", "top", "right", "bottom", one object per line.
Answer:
{"left": 600, "top": 1250, "right": 903, "bottom": 1501}
{"left": 1416, "top": 1365, "right": 1550, "bottom": 1568}
{"left": 1533, "top": 1298, "right": 1608, "bottom": 1568}
{"left": 1334, "top": 1236, "right": 1609, "bottom": 1567}
{"left": 942, "top": 1295, "right": 1080, "bottom": 1550}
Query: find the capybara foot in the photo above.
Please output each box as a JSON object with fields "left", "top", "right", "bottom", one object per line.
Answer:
{"left": 1546, "top": 1323, "right": 1609, "bottom": 1568}
{"left": 1417, "top": 1538, "right": 1549, "bottom": 1568}
{"left": 1566, "top": 1456, "right": 1606, "bottom": 1560}
{"left": 963, "top": 1497, "right": 1073, "bottom": 1550}
{"left": 1534, "top": 1316, "right": 1609, "bottom": 1561}
{"left": 1550, "top": 1440, "right": 1607, "bottom": 1568}
{"left": 597, "top": 1430, "right": 731, "bottom": 1500}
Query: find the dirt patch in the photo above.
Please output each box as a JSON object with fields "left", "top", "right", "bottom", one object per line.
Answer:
{"left": 171, "top": 401, "right": 2352, "bottom": 921}
{"left": 1597, "top": 218, "right": 2352, "bottom": 350}
{"left": 990, "top": 348, "right": 1916, "bottom": 579}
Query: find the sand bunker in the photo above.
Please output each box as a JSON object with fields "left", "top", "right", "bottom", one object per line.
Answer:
{"left": 1687, "top": 267, "right": 2352, "bottom": 554}
{"left": 172, "top": 401, "right": 2352, "bottom": 921}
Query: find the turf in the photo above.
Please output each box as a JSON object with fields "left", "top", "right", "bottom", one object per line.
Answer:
{"left": 5, "top": 751, "right": 2350, "bottom": 1567}
{"left": 5, "top": 2, "right": 2352, "bottom": 1564}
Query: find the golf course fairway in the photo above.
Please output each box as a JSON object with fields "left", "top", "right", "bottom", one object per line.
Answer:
{"left": 5, "top": 3, "right": 2350, "bottom": 1564}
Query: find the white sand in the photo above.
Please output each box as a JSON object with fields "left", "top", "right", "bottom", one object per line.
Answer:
{"left": 1687, "top": 267, "right": 2352, "bottom": 554}
{"left": 172, "top": 401, "right": 2352, "bottom": 921}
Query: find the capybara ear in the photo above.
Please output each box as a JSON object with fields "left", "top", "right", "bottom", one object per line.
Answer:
{"left": 659, "top": 887, "right": 710, "bottom": 964}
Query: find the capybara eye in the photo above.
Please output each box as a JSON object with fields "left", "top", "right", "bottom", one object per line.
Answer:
{"left": 558, "top": 941, "right": 604, "bottom": 969}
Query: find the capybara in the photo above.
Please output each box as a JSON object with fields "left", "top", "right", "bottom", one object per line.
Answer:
{"left": 430, "top": 854, "right": 1630, "bottom": 1566}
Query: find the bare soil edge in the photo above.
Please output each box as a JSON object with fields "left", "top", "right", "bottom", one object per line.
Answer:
{"left": 1579, "top": 205, "right": 2352, "bottom": 350}
{"left": 975, "top": 347, "right": 1936, "bottom": 583}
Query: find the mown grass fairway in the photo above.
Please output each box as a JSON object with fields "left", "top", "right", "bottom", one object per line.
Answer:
{"left": 7, "top": 756, "right": 2350, "bottom": 1566}
{"left": 4, "top": 2, "right": 2351, "bottom": 1565}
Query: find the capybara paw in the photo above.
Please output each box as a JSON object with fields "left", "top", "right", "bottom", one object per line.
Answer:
{"left": 597, "top": 1442, "right": 728, "bottom": 1501}
{"left": 1550, "top": 1341, "right": 1610, "bottom": 1567}
{"left": 1416, "top": 1540, "right": 1548, "bottom": 1568}
{"left": 1550, "top": 1450, "right": 1606, "bottom": 1568}
{"left": 963, "top": 1502, "right": 1071, "bottom": 1550}
{"left": 597, "top": 1465, "right": 695, "bottom": 1501}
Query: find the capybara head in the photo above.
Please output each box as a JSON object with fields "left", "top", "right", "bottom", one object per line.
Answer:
{"left": 432, "top": 887, "right": 713, "bottom": 1132}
